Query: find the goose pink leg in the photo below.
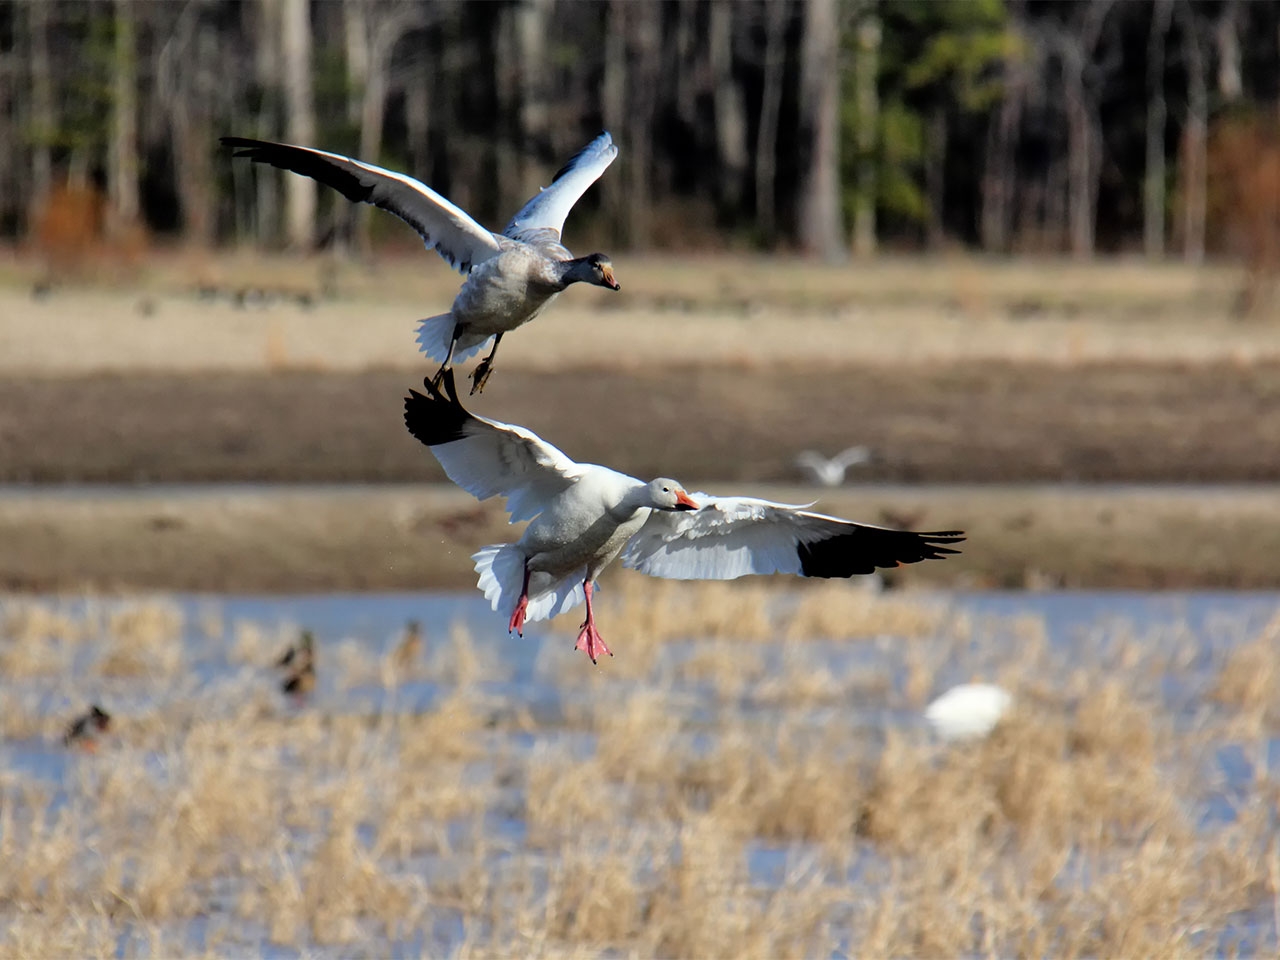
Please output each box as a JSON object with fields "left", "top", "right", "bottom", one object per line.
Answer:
{"left": 574, "top": 580, "right": 612, "bottom": 664}
{"left": 508, "top": 566, "right": 532, "bottom": 636}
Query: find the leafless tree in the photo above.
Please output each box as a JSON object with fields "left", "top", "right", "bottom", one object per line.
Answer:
{"left": 1179, "top": 0, "right": 1207, "bottom": 265}
{"left": 1143, "top": 0, "right": 1173, "bottom": 259}
{"left": 754, "top": 0, "right": 789, "bottom": 243}
{"left": 798, "top": 0, "right": 846, "bottom": 261}
{"left": 281, "top": 0, "right": 316, "bottom": 249}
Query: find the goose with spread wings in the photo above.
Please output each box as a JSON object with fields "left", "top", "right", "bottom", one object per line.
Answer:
{"left": 404, "top": 371, "right": 965, "bottom": 663}
{"left": 223, "top": 132, "right": 621, "bottom": 393}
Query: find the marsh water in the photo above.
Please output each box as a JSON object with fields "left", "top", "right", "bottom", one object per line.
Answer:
{"left": 3, "top": 588, "right": 1278, "bottom": 957}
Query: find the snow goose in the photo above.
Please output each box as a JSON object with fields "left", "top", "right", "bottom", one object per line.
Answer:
{"left": 223, "top": 132, "right": 621, "bottom": 392}
{"left": 404, "top": 371, "right": 965, "bottom": 663}
{"left": 924, "top": 683, "right": 1013, "bottom": 742}
{"left": 794, "top": 446, "right": 873, "bottom": 486}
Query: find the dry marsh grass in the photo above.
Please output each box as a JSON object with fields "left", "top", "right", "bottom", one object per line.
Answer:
{"left": 0, "top": 590, "right": 1276, "bottom": 956}
{"left": 2, "top": 253, "right": 1276, "bottom": 375}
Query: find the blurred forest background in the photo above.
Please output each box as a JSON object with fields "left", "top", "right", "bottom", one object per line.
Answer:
{"left": 4, "top": 0, "right": 1280, "bottom": 280}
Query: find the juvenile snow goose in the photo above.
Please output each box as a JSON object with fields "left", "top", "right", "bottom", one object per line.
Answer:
{"left": 222, "top": 132, "right": 621, "bottom": 392}
{"left": 405, "top": 371, "right": 965, "bottom": 663}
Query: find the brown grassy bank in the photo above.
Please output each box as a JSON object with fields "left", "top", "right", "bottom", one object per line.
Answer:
{"left": 2, "top": 361, "right": 1279, "bottom": 484}
{"left": 3, "top": 483, "right": 1280, "bottom": 592}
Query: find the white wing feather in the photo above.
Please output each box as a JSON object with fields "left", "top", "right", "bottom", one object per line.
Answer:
{"left": 504, "top": 132, "right": 619, "bottom": 243}
{"left": 431, "top": 413, "right": 584, "bottom": 524}
{"left": 621, "top": 494, "right": 822, "bottom": 580}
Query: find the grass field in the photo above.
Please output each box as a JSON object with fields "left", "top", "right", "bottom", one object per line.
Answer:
{"left": 1, "top": 590, "right": 1277, "bottom": 956}
{"left": 1, "top": 250, "right": 1278, "bottom": 375}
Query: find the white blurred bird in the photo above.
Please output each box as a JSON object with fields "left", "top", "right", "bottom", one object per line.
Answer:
{"left": 794, "top": 446, "right": 873, "bottom": 486}
{"left": 924, "top": 683, "right": 1013, "bottom": 742}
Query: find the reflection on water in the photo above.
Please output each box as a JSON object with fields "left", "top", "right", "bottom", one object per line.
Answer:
{"left": 1, "top": 588, "right": 1277, "bottom": 957}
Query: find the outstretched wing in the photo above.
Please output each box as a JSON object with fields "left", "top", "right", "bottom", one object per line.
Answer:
{"left": 223, "top": 137, "right": 502, "bottom": 274}
{"left": 503, "top": 132, "right": 618, "bottom": 246}
{"left": 404, "top": 369, "right": 582, "bottom": 522}
{"left": 622, "top": 493, "right": 964, "bottom": 581}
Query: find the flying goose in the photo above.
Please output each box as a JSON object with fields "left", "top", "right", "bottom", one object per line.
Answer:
{"left": 223, "top": 133, "right": 621, "bottom": 393}
{"left": 795, "top": 446, "right": 873, "bottom": 486}
{"left": 404, "top": 371, "right": 964, "bottom": 663}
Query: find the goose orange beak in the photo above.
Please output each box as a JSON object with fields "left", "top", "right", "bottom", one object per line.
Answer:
{"left": 674, "top": 490, "right": 699, "bottom": 511}
{"left": 601, "top": 265, "right": 620, "bottom": 290}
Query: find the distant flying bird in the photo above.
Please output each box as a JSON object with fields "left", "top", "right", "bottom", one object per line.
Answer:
{"left": 924, "top": 683, "right": 1012, "bottom": 742}
{"left": 404, "top": 370, "right": 964, "bottom": 663}
{"left": 223, "top": 132, "right": 621, "bottom": 393}
{"left": 63, "top": 704, "right": 112, "bottom": 752}
{"left": 795, "top": 446, "right": 873, "bottom": 486}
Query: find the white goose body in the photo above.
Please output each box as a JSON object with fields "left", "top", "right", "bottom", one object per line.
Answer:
{"left": 520, "top": 469, "right": 652, "bottom": 579}
{"left": 224, "top": 132, "right": 621, "bottom": 391}
{"left": 445, "top": 247, "right": 568, "bottom": 355}
{"left": 405, "top": 371, "right": 965, "bottom": 663}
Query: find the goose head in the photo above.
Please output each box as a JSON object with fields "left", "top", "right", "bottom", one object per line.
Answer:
{"left": 562, "top": 253, "right": 620, "bottom": 291}
{"left": 643, "top": 478, "right": 699, "bottom": 512}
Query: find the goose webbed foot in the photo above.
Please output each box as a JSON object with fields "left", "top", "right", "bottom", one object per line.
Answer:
{"left": 508, "top": 594, "right": 529, "bottom": 637}
{"left": 469, "top": 356, "right": 496, "bottom": 395}
{"left": 573, "top": 580, "right": 611, "bottom": 664}
{"left": 574, "top": 620, "right": 612, "bottom": 665}
{"left": 430, "top": 364, "right": 449, "bottom": 390}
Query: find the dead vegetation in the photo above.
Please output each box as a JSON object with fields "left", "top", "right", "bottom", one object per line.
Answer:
{"left": 0, "top": 587, "right": 1276, "bottom": 956}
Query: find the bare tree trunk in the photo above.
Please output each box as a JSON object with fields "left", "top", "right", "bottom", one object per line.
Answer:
{"left": 602, "top": 0, "right": 629, "bottom": 243}
{"left": 493, "top": 5, "right": 521, "bottom": 215}
{"left": 1215, "top": 0, "right": 1242, "bottom": 102}
{"left": 851, "top": 13, "right": 878, "bottom": 257}
{"left": 0, "top": 20, "right": 11, "bottom": 232}
{"left": 981, "top": 42, "right": 1025, "bottom": 252}
{"left": 1180, "top": 3, "right": 1207, "bottom": 265}
{"left": 28, "top": 0, "right": 54, "bottom": 216}
{"left": 281, "top": 0, "right": 315, "bottom": 249}
{"left": 625, "top": 3, "right": 660, "bottom": 248}
{"left": 252, "top": 0, "right": 282, "bottom": 243}
{"left": 107, "top": 0, "right": 141, "bottom": 239}
{"left": 343, "top": 0, "right": 369, "bottom": 128}
{"left": 162, "top": 2, "right": 218, "bottom": 249}
{"left": 755, "top": 0, "right": 788, "bottom": 243}
{"left": 710, "top": 1, "right": 748, "bottom": 212}
{"left": 673, "top": 0, "right": 698, "bottom": 129}
{"left": 799, "top": 0, "right": 847, "bottom": 261}
{"left": 1060, "top": 4, "right": 1111, "bottom": 259}
{"left": 404, "top": 58, "right": 431, "bottom": 175}
{"left": 354, "top": 8, "right": 429, "bottom": 253}
{"left": 925, "top": 105, "right": 947, "bottom": 250}
{"left": 516, "top": 0, "right": 552, "bottom": 152}
{"left": 1143, "top": 0, "right": 1172, "bottom": 259}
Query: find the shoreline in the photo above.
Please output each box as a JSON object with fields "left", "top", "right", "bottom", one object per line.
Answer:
{"left": 4, "top": 482, "right": 1279, "bottom": 593}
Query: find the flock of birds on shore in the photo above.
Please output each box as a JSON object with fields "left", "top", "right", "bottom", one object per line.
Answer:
{"left": 62, "top": 131, "right": 1002, "bottom": 744}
